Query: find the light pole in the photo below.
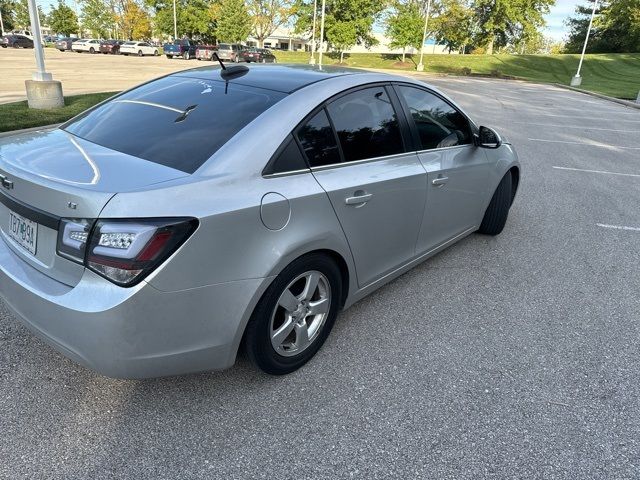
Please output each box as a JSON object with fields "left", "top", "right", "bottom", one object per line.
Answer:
{"left": 0, "top": 7, "right": 5, "bottom": 36}
{"left": 416, "top": 0, "right": 432, "bottom": 72}
{"left": 318, "top": 0, "right": 326, "bottom": 68}
{"left": 309, "top": 0, "right": 317, "bottom": 65}
{"left": 173, "top": 0, "right": 178, "bottom": 39}
{"left": 25, "top": 0, "right": 64, "bottom": 108}
{"left": 571, "top": 0, "right": 598, "bottom": 86}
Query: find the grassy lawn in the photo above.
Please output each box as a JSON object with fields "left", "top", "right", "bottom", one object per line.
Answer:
{"left": 0, "top": 92, "right": 116, "bottom": 133}
{"left": 0, "top": 53, "right": 637, "bottom": 133}
{"left": 278, "top": 51, "right": 640, "bottom": 99}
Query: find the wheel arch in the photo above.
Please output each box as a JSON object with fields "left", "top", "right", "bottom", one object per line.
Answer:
{"left": 509, "top": 165, "right": 520, "bottom": 205}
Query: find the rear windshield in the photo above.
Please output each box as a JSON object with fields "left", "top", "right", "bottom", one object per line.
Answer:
{"left": 63, "top": 75, "right": 286, "bottom": 173}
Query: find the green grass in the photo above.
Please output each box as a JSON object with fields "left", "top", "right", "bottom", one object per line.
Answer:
{"left": 0, "top": 92, "right": 117, "bottom": 133}
{"left": 277, "top": 51, "right": 640, "bottom": 99}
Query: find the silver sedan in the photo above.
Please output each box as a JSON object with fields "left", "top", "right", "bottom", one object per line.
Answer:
{"left": 0, "top": 65, "right": 520, "bottom": 378}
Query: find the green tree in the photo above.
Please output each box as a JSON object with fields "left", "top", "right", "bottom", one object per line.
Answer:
{"left": 473, "top": 0, "right": 555, "bottom": 54}
{"left": 116, "top": 0, "right": 151, "bottom": 39}
{"left": 147, "top": 0, "right": 215, "bottom": 39}
{"left": 385, "top": 0, "right": 423, "bottom": 62}
{"left": 248, "top": 0, "right": 294, "bottom": 47}
{"left": 49, "top": 0, "right": 79, "bottom": 35}
{"left": 327, "top": 19, "right": 356, "bottom": 61}
{"left": 13, "top": 0, "right": 30, "bottom": 28}
{"left": 81, "top": 0, "right": 115, "bottom": 37}
{"left": 216, "top": 0, "right": 251, "bottom": 42}
{"left": 1, "top": 1, "right": 17, "bottom": 33}
{"left": 432, "top": 0, "right": 474, "bottom": 53}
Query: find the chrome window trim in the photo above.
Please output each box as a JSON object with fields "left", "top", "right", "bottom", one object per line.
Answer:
{"left": 263, "top": 168, "right": 311, "bottom": 179}
{"left": 309, "top": 151, "right": 415, "bottom": 172}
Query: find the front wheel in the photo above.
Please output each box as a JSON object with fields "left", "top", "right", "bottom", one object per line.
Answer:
{"left": 89, "top": 47, "right": 95, "bottom": 54}
{"left": 245, "top": 253, "right": 342, "bottom": 375}
{"left": 166, "top": 54, "right": 171, "bottom": 59}
{"left": 154, "top": 49, "right": 159, "bottom": 56}
{"left": 477, "top": 172, "right": 513, "bottom": 236}
{"left": 138, "top": 50, "right": 143, "bottom": 57}
{"left": 183, "top": 51, "right": 190, "bottom": 60}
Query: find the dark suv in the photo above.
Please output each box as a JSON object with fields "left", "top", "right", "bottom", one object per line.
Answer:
{"left": 1, "top": 34, "right": 34, "bottom": 48}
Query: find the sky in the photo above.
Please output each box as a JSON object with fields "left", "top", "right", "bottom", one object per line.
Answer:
{"left": 543, "top": 0, "right": 583, "bottom": 41}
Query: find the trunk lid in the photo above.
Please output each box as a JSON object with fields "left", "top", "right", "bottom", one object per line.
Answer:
{"left": 0, "top": 128, "right": 189, "bottom": 286}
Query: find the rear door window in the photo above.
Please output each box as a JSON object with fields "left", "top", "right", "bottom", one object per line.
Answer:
{"left": 296, "top": 109, "right": 341, "bottom": 168}
{"left": 64, "top": 76, "right": 286, "bottom": 173}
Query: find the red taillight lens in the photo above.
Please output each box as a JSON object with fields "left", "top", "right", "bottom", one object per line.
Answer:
{"left": 84, "top": 218, "right": 198, "bottom": 287}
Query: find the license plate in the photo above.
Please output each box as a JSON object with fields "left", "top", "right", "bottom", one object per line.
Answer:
{"left": 8, "top": 210, "right": 38, "bottom": 255}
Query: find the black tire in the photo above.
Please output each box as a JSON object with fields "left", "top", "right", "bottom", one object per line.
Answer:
{"left": 154, "top": 49, "right": 159, "bottom": 56}
{"left": 12, "top": 42, "right": 19, "bottom": 48}
{"left": 166, "top": 54, "right": 171, "bottom": 59}
{"left": 477, "top": 172, "right": 512, "bottom": 236}
{"left": 245, "top": 253, "right": 342, "bottom": 375}
{"left": 183, "top": 51, "right": 190, "bottom": 60}
{"left": 138, "top": 50, "right": 143, "bottom": 57}
{"left": 89, "top": 47, "right": 95, "bottom": 54}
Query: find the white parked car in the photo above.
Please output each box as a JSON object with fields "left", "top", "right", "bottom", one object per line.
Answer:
{"left": 72, "top": 38, "right": 101, "bottom": 54}
{"left": 120, "top": 41, "right": 159, "bottom": 57}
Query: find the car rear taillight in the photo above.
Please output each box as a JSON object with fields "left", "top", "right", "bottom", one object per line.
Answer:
{"left": 56, "top": 217, "right": 198, "bottom": 287}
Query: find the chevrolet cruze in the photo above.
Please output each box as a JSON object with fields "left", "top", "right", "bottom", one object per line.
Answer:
{"left": 0, "top": 65, "right": 520, "bottom": 378}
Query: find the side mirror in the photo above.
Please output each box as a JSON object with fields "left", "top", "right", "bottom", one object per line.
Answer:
{"left": 475, "top": 126, "right": 502, "bottom": 149}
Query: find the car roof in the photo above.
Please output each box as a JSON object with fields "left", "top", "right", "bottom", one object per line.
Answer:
{"left": 170, "top": 64, "right": 362, "bottom": 94}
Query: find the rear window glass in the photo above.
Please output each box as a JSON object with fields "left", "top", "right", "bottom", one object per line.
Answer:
{"left": 64, "top": 76, "right": 286, "bottom": 173}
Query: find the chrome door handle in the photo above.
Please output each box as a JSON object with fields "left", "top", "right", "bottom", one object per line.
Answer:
{"left": 345, "top": 193, "right": 373, "bottom": 205}
{"left": 432, "top": 176, "right": 449, "bottom": 186}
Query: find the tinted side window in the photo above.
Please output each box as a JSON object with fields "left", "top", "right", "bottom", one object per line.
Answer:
{"left": 296, "top": 109, "right": 341, "bottom": 168}
{"left": 396, "top": 85, "right": 471, "bottom": 150}
{"left": 326, "top": 87, "right": 404, "bottom": 162}
{"left": 263, "top": 135, "right": 308, "bottom": 175}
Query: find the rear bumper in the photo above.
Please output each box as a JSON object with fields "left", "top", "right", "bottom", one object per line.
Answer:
{"left": 0, "top": 236, "right": 270, "bottom": 378}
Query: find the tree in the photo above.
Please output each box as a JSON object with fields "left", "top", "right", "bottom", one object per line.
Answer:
{"left": 116, "top": 0, "right": 151, "bottom": 39}
{"left": 81, "top": 0, "right": 115, "bottom": 37}
{"left": 294, "top": 0, "right": 383, "bottom": 52}
{"left": 147, "top": 0, "right": 216, "bottom": 39}
{"left": 0, "top": 1, "right": 16, "bottom": 32}
{"left": 327, "top": 19, "right": 356, "bottom": 61}
{"left": 473, "top": 0, "right": 555, "bottom": 54}
{"left": 13, "top": 0, "right": 30, "bottom": 28}
{"left": 216, "top": 0, "right": 251, "bottom": 42}
{"left": 432, "top": 0, "right": 474, "bottom": 53}
{"left": 385, "top": 0, "right": 423, "bottom": 62}
{"left": 49, "top": 0, "right": 79, "bottom": 35}
{"left": 248, "top": 0, "right": 294, "bottom": 47}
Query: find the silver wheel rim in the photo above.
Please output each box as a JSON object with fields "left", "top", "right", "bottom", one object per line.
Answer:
{"left": 270, "top": 270, "right": 331, "bottom": 357}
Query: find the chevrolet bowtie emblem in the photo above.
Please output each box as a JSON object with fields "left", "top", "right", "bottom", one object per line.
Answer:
{"left": 0, "top": 174, "right": 14, "bottom": 190}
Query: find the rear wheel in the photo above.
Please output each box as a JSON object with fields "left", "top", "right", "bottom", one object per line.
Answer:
{"left": 183, "top": 51, "right": 190, "bottom": 60}
{"left": 154, "top": 49, "right": 159, "bottom": 56}
{"left": 138, "top": 49, "right": 143, "bottom": 57}
{"left": 166, "top": 54, "right": 171, "bottom": 59}
{"left": 245, "top": 253, "right": 342, "bottom": 375}
{"left": 477, "top": 172, "right": 513, "bottom": 236}
{"left": 89, "top": 47, "right": 95, "bottom": 54}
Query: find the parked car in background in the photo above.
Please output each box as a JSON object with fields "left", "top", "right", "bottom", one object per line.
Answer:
{"left": 119, "top": 41, "right": 158, "bottom": 56}
{"left": 241, "top": 47, "right": 277, "bottom": 63}
{"left": 216, "top": 43, "right": 245, "bottom": 62}
{"left": 72, "top": 38, "right": 101, "bottom": 54}
{"left": 99, "top": 39, "right": 123, "bottom": 55}
{"left": 1, "top": 34, "right": 34, "bottom": 48}
{"left": 163, "top": 39, "right": 198, "bottom": 59}
{"left": 55, "top": 37, "right": 78, "bottom": 52}
{"left": 195, "top": 44, "right": 218, "bottom": 61}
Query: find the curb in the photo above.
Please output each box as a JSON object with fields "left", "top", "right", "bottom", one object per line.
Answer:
{"left": 554, "top": 84, "right": 640, "bottom": 110}
{"left": 0, "top": 124, "right": 60, "bottom": 138}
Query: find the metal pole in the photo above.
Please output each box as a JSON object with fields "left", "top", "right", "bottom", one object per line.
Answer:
{"left": 309, "top": 0, "right": 317, "bottom": 65}
{"left": 27, "top": 0, "right": 51, "bottom": 81}
{"left": 416, "top": 0, "right": 432, "bottom": 72}
{"left": 571, "top": 0, "right": 598, "bottom": 86}
{"left": 318, "top": 0, "right": 326, "bottom": 68}
{"left": 173, "top": 0, "right": 178, "bottom": 39}
{"left": 0, "top": 8, "right": 5, "bottom": 36}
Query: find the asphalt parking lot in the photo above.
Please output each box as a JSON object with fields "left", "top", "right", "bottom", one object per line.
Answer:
{"left": 2, "top": 56, "right": 640, "bottom": 478}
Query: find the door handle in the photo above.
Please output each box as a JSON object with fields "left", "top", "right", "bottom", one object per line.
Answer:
{"left": 432, "top": 176, "right": 449, "bottom": 186}
{"left": 345, "top": 193, "right": 373, "bottom": 205}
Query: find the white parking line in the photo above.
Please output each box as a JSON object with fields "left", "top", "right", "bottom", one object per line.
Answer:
{"left": 526, "top": 113, "right": 640, "bottom": 122}
{"left": 596, "top": 223, "right": 640, "bottom": 232}
{"left": 530, "top": 138, "right": 640, "bottom": 150}
{"left": 552, "top": 166, "right": 640, "bottom": 178}
{"left": 512, "top": 122, "right": 637, "bottom": 133}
